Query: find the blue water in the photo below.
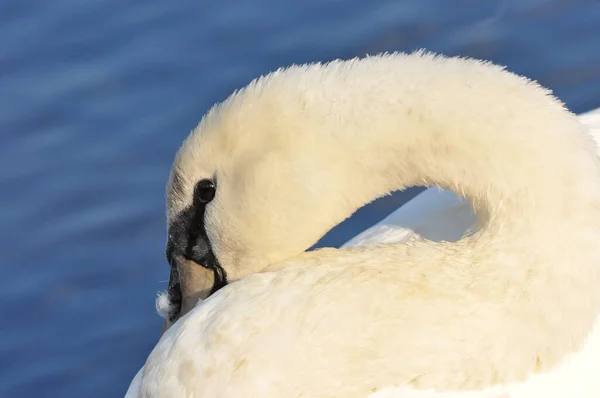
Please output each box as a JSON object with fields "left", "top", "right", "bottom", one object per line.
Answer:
{"left": 1, "top": 1, "right": 599, "bottom": 396}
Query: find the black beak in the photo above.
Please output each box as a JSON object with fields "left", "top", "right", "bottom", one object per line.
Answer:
{"left": 164, "top": 204, "right": 228, "bottom": 322}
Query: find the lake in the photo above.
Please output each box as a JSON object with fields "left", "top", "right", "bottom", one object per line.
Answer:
{"left": 1, "top": 0, "right": 599, "bottom": 396}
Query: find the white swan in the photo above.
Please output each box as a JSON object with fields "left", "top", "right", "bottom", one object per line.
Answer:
{"left": 126, "top": 52, "right": 600, "bottom": 397}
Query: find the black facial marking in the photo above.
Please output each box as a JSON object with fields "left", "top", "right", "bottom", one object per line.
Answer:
{"left": 166, "top": 266, "right": 182, "bottom": 322}
{"left": 166, "top": 179, "right": 228, "bottom": 320}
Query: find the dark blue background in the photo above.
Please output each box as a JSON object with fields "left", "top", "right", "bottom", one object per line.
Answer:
{"left": 1, "top": 1, "right": 599, "bottom": 396}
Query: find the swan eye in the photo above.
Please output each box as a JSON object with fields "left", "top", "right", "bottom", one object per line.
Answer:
{"left": 194, "top": 179, "right": 216, "bottom": 204}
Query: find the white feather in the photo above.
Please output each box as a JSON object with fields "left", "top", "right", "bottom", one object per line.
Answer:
{"left": 155, "top": 291, "right": 173, "bottom": 320}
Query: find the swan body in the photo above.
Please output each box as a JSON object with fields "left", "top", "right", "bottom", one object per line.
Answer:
{"left": 126, "top": 52, "right": 600, "bottom": 397}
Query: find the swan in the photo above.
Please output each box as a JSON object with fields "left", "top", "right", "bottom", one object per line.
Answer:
{"left": 126, "top": 52, "right": 600, "bottom": 397}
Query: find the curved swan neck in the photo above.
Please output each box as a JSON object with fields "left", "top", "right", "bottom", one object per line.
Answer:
{"left": 261, "top": 55, "right": 600, "bottom": 322}
{"left": 292, "top": 58, "right": 600, "bottom": 246}
{"left": 203, "top": 54, "right": 600, "bottom": 280}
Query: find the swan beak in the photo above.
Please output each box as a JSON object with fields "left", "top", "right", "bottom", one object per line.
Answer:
{"left": 162, "top": 209, "right": 227, "bottom": 332}
{"left": 163, "top": 252, "right": 214, "bottom": 331}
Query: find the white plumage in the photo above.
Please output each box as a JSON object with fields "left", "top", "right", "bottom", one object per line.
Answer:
{"left": 126, "top": 52, "right": 600, "bottom": 397}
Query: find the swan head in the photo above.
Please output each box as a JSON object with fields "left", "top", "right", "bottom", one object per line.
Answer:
{"left": 161, "top": 62, "right": 390, "bottom": 328}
